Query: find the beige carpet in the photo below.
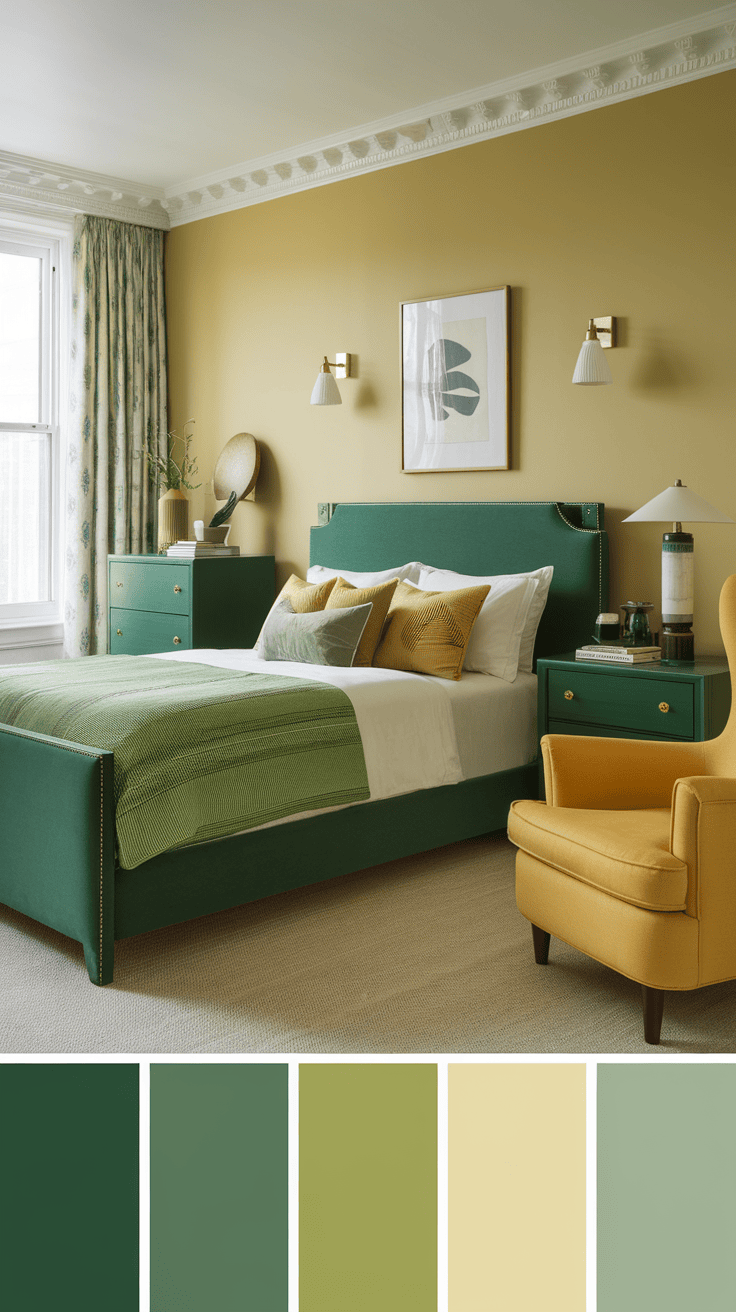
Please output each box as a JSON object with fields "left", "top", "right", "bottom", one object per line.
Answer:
{"left": 1, "top": 832, "right": 734, "bottom": 1054}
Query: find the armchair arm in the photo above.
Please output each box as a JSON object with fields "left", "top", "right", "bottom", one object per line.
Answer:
{"left": 670, "top": 776, "right": 736, "bottom": 983}
{"left": 541, "top": 733, "right": 707, "bottom": 809}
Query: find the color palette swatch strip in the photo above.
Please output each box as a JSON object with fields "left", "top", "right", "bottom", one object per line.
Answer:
{"left": 3, "top": 1061, "right": 735, "bottom": 1310}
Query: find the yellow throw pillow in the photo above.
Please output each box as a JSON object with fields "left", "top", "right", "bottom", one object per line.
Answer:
{"left": 280, "top": 573, "right": 336, "bottom": 612}
{"left": 255, "top": 574, "right": 336, "bottom": 652}
{"left": 373, "top": 579, "right": 490, "bottom": 680}
{"left": 324, "top": 576, "right": 399, "bottom": 667}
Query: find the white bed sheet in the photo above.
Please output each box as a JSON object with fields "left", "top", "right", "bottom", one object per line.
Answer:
{"left": 150, "top": 649, "right": 536, "bottom": 827}
{"left": 439, "top": 669, "right": 538, "bottom": 779}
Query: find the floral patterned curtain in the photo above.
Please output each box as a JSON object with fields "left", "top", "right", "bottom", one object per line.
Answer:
{"left": 65, "top": 215, "right": 167, "bottom": 656}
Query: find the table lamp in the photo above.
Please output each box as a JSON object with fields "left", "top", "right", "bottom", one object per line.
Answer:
{"left": 623, "top": 480, "right": 733, "bottom": 660}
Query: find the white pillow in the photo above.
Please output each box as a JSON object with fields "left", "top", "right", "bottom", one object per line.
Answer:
{"left": 515, "top": 566, "right": 554, "bottom": 672}
{"left": 307, "top": 561, "right": 422, "bottom": 588}
{"left": 415, "top": 566, "right": 538, "bottom": 681}
{"left": 417, "top": 564, "right": 553, "bottom": 675}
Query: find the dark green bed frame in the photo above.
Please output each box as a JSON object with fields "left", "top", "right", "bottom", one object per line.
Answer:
{"left": 0, "top": 500, "right": 608, "bottom": 984}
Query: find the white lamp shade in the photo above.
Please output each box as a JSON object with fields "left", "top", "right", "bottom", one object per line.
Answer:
{"left": 623, "top": 483, "right": 734, "bottom": 524}
{"left": 310, "top": 368, "right": 342, "bottom": 406}
{"left": 572, "top": 338, "right": 613, "bottom": 385}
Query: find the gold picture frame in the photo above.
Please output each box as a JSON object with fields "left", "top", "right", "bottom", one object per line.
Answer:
{"left": 401, "top": 284, "right": 510, "bottom": 472}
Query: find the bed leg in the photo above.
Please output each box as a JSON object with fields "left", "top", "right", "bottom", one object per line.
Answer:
{"left": 83, "top": 938, "right": 114, "bottom": 986}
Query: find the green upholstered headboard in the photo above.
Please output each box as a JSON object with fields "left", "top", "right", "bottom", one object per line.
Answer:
{"left": 309, "top": 501, "right": 608, "bottom": 665}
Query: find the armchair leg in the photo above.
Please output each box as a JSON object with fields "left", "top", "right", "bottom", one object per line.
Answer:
{"left": 642, "top": 985, "right": 665, "bottom": 1045}
{"left": 531, "top": 924, "right": 551, "bottom": 965}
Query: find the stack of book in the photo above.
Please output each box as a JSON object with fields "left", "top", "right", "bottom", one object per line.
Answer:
{"left": 575, "top": 644, "right": 661, "bottom": 665}
{"left": 167, "top": 541, "right": 241, "bottom": 558}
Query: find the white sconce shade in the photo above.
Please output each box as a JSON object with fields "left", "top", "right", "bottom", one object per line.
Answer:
{"left": 311, "top": 369, "right": 341, "bottom": 405}
{"left": 572, "top": 339, "right": 612, "bottom": 385}
{"left": 572, "top": 317, "right": 616, "bottom": 385}
{"left": 306, "top": 354, "right": 346, "bottom": 404}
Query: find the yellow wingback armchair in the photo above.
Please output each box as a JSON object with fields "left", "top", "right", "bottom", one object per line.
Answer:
{"left": 508, "top": 574, "right": 736, "bottom": 1045}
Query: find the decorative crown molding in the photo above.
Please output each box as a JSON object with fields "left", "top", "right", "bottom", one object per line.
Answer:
{"left": 0, "top": 151, "right": 168, "bottom": 230}
{"left": 163, "top": 5, "right": 735, "bottom": 228}
{"left": 0, "top": 5, "right": 733, "bottom": 232}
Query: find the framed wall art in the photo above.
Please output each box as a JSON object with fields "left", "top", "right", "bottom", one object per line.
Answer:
{"left": 401, "top": 285, "right": 510, "bottom": 473}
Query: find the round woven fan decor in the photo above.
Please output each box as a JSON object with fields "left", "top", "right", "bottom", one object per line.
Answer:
{"left": 213, "top": 432, "right": 260, "bottom": 501}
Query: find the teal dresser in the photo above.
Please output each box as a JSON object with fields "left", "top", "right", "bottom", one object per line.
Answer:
{"left": 108, "top": 554, "right": 275, "bottom": 655}
{"left": 537, "top": 653, "right": 731, "bottom": 746}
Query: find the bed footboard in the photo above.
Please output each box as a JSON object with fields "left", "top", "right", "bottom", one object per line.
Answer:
{"left": 0, "top": 724, "right": 116, "bottom": 985}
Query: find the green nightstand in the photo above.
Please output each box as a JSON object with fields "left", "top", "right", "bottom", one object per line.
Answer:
{"left": 108, "top": 554, "right": 275, "bottom": 655}
{"left": 537, "top": 652, "right": 731, "bottom": 754}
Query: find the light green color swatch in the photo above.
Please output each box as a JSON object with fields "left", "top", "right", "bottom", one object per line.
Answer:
{"left": 300, "top": 1063, "right": 437, "bottom": 1311}
{"left": 598, "top": 1064, "right": 736, "bottom": 1312}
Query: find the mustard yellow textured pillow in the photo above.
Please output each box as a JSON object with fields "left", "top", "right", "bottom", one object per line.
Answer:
{"left": 281, "top": 573, "right": 336, "bottom": 612}
{"left": 324, "top": 576, "right": 399, "bottom": 667}
{"left": 373, "top": 580, "right": 490, "bottom": 680}
{"left": 255, "top": 574, "right": 336, "bottom": 652}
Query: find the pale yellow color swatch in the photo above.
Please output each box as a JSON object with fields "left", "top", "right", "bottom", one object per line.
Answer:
{"left": 449, "top": 1063, "right": 586, "bottom": 1312}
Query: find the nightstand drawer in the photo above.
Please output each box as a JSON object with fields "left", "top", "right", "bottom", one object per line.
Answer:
{"left": 110, "top": 608, "right": 191, "bottom": 655}
{"left": 548, "top": 668, "right": 694, "bottom": 738}
{"left": 109, "top": 561, "right": 190, "bottom": 614}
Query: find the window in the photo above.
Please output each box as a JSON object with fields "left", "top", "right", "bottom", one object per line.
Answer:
{"left": 0, "top": 224, "right": 61, "bottom": 627}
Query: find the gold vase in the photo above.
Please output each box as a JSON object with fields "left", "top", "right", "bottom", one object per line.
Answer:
{"left": 158, "top": 488, "right": 189, "bottom": 553}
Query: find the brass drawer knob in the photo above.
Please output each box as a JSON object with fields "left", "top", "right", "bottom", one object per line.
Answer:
{"left": 174, "top": 585, "right": 182, "bottom": 593}
{"left": 659, "top": 701, "right": 670, "bottom": 713}
{"left": 173, "top": 636, "right": 181, "bottom": 645}
{"left": 564, "top": 690, "right": 574, "bottom": 700}
{"left": 116, "top": 628, "right": 122, "bottom": 636}
{"left": 116, "top": 581, "right": 123, "bottom": 587}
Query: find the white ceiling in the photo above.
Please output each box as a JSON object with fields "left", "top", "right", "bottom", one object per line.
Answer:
{"left": 2, "top": 0, "right": 721, "bottom": 188}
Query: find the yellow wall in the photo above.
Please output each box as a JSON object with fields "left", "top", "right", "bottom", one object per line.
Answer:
{"left": 166, "top": 72, "right": 735, "bottom": 652}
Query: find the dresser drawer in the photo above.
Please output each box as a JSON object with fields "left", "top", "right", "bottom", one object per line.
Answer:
{"left": 109, "top": 560, "right": 190, "bottom": 615}
{"left": 110, "top": 608, "right": 191, "bottom": 655}
{"left": 547, "top": 667, "right": 694, "bottom": 738}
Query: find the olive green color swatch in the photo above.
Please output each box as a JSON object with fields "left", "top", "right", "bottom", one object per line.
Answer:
{"left": 150, "top": 1063, "right": 288, "bottom": 1312}
{"left": 299, "top": 1063, "right": 437, "bottom": 1311}
{"left": 0, "top": 1063, "right": 139, "bottom": 1311}
{"left": 598, "top": 1064, "right": 736, "bottom": 1312}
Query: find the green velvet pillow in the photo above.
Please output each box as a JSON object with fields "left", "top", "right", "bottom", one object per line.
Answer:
{"left": 260, "top": 597, "right": 374, "bottom": 667}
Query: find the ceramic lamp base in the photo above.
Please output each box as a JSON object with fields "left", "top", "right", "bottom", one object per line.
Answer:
{"left": 661, "top": 623, "right": 694, "bottom": 662}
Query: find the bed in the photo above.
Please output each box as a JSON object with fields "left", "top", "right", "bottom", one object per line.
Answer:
{"left": 0, "top": 500, "right": 608, "bottom": 984}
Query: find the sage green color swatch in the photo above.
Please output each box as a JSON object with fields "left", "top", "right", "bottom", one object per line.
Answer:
{"left": 598, "top": 1064, "right": 736, "bottom": 1312}
{"left": 150, "top": 1063, "right": 288, "bottom": 1312}
{"left": 299, "top": 1063, "right": 437, "bottom": 1311}
{"left": 0, "top": 1063, "right": 139, "bottom": 1311}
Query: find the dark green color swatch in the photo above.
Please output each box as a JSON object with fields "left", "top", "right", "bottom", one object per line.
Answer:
{"left": 300, "top": 1063, "right": 437, "bottom": 1312}
{"left": 0, "top": 1063, "right": 139, "bottom": 1311}
{"left": 598, "top": 1063, "right": 736, "bottom": 1312}
{"left": 150, "top": 1063, "right": 288, "bottom": 1312}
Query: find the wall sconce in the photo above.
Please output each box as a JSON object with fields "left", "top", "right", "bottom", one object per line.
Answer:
{"left": 310, "top": 353, "right": 352, "bottom": 406}
{"left": 623, "top": 479, "right": 733, "bottom": 660}
{"left": 572, "top": 317, "right": 617, "bottom": 385}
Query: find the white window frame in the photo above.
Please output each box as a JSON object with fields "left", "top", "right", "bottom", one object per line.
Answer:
{"left": 0, "top": 214, "right": 70, "bottom": 647}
